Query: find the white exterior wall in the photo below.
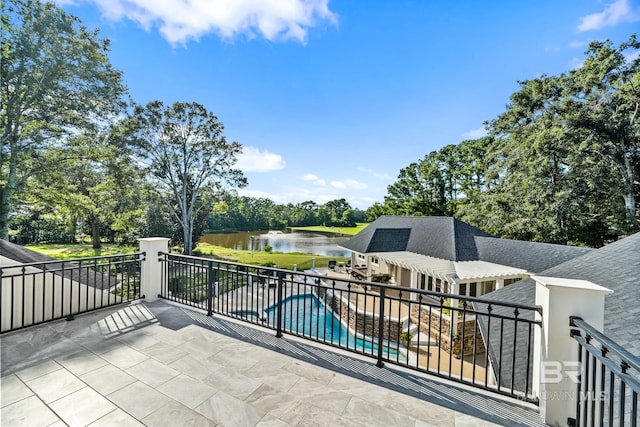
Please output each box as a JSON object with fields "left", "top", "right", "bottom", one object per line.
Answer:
{"left": 1, "top": 256, "right": 121, "bottom": 332}
{"left": 532, "top": 276, "right": 612, "bottom": 427}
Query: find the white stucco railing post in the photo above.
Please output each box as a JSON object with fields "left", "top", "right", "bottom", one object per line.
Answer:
{"left": 532, "top": 275, "right": 612, "bottom": 427}
{"left": 139, "top": 238, "right": 170, "bottom": 302}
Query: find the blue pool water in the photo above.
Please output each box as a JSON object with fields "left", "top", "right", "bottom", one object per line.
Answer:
{"left": 265, "top": 293, "right": 401, "bottom": 359}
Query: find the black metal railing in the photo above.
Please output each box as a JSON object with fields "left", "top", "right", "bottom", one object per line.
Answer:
{"left": 1, "top": 253, "right": 144, "bottom": 333}
{"left": 160, "top": 253, "right": 541, "bottom": 403}
{"left": 570, "top": 316, "right": 640, "bottom": 427}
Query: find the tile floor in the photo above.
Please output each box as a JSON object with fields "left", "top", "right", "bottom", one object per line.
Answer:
{"left": 1, "top": 300, "right": 545, "bottom": 426}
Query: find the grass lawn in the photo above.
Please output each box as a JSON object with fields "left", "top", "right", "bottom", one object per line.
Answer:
{"left": 289, "top": 223, "right": 368, "bottom": 236}
{"left": 26, "top": 242, "right": 347, "bottom": 271}
{"left": 195, "top": 243, "right": 347, "bottom": 271}
{"left": 25, "top": 243, "right": 138, "bottom": 260}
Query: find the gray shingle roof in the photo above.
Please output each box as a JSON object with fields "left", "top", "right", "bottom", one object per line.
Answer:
{"left": 0, "top": 239, "right": 56, "bottom": 264}
{"left": 340, "top": 216, "right": 494, "bottom": 261}
{"left": 474, "top": 236, "right": 593, "bottom": 273}
{"left": 341, "top": 216, "right": 591, "bottom": 273}
{"left": 479, "top": 231, "right": 640, "bottom": 392}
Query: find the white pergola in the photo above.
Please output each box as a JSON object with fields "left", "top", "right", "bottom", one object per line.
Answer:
{"left": 372, "top": 251, "right": 528, "bottom": 296}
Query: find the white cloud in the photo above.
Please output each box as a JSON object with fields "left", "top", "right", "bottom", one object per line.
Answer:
{"left": 57, "top": 0, "right": 337, "bottom": 45}
{"left": 625, "top": 49, "right": 640, "bottom": 62}
{"left": 577, "top": 0, "right": 640, "bottom": 32}
{"left": 462, "top": 126, "right": 487, "bottom": 139}
{"left": 302, "top": 173, "right": 326, "bottom": 186}
{"left": 356, "top": 167, "right": 392, "bottom": 181}
{"left": 568, "top": 57, "right": 584, "bottom": 70}
{"left": 236, "top": 146, "right": 286, "bottom": 172}
{"left": 345, "top": 179, "right": 367, "bottom": 190}
{"left": 237, "top": 188, "right": 274, "bottom": 199}
{"left": 331, "top": 179, "right": 367, "bottom": 190}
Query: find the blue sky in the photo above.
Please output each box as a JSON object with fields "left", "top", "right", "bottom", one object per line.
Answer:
{"left": 53, "top": 0, "right": 640, "bottom": 210}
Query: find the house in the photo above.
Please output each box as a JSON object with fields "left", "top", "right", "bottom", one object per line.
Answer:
{"left": 0, "top": 239, "right": 130, "bottom": 332}
{"left": 339, "top": 215, "right": 592, "bottom": 297}
{"left": 477, "top": 231, "right": 640, "bottom": 393}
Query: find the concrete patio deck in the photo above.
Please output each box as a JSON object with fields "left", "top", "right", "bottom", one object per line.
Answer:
{"left": 1, "top": 300, "right": 544, "bottom": 426}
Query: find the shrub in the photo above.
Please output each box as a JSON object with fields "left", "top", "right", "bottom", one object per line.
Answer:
{"left": 400, "top": 331, "right": 413, "bottom": 347}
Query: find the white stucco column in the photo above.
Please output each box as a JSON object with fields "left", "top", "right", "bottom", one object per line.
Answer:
{"left": 532, "top": 275, "right": 612, "bottom": 427}
{"left": 409, "top": 270, "right": 418, "bottom": 300}
{"left": 449, "top": 281, "right": 460, "bottom": 339}
{"left": 139, "top": 238, "right": 170, "bottom": 302}
{"left": 495, "top": 278, "right": 504, "bottom": 291}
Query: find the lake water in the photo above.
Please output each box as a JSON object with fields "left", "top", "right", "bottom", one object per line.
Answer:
{"left": 200, "top": 230, "right": 351, "bottom": 257}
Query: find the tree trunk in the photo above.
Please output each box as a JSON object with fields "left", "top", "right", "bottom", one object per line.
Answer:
{"left": 623, "top": 151, "right": 637, "bottom": 229}
{"left": 0, "top": 139, "right": 20, "bottom": 240}
{"left": 183, "top": 210, "right": 192, "bottom": 255}
{"left": 90, "top": 217, "right": 101, "bottom": 249}
{"left": 0, "top": 187, "right": 9, "bottom": 241}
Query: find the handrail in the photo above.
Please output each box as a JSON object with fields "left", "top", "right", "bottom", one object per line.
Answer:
{"left": 1, "top": 252, "right": 144, "bottom": 334}
{"left": 571, "top": 316, "right": 640, "bottom": 374}
{"left": 0, "top": 252, "right": 144, "bottom": 270}
{"left": 159, "top": 252, "right": 542, "bottom": 313}
{"left": 569, "top": 316, "right": 640, "bottom": 426}
{"left": 159, "top": 252, "right": 542, "bottom": 404}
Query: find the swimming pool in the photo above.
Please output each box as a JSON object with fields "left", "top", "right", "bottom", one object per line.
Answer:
{"left": 264, "top": 293, "right": 402, "bottom": 360}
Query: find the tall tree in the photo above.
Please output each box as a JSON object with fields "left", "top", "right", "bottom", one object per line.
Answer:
{"left": 1, "top": 0, "right": 127, "bottom": 239}
{"left": 27, "top": 129, "right": 148, "bottom": 248}
{"left": 319, "top": 198, "right": 355, "bottom": 226}
{"left": 563, "top": 35, "right": 640, "bottom": 230}
{"left": 126, "top": 101, "right": 246, "bottom": 254}
{"left": 482, "top": 36, "right": 639, "bottom": 244}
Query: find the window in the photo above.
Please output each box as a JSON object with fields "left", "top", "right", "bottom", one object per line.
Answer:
{"left": 460, "top": 283, "right": 467, "bottom": 296}
{"left": 419, "top": 274, "right": 426, "bottom": 290}
{"left": 481, "top": 280, "right": 496, "bottom": 295}
{"left": 469, "top": 282, "right": 477, "bottom": 297}
{"left": 503, "top": 278, "right": 521, "bottom": 286}
{"left": 427, "top": 276, "right": 433, "bottom": 291}
{"left": 371, "top": 257, "right": 379, "bottom": 266}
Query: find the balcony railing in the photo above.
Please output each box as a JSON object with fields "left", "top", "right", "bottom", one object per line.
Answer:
{"left": 570, "top": 316, "right": 640, "bottom": 426}
{"left": 159, "top": 252, "right": 541, "bottom": 403}
{"left": 0, "top": 253, "right": 144, "bottom": 333}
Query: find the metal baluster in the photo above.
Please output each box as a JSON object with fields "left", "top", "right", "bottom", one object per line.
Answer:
{"left": 376, "top": 286, "right": 386, "bottom": 368}
{"left": 510, "top": 308, "right": 519, "bottom": 395}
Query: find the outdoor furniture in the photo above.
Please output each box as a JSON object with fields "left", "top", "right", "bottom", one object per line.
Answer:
{"left": 328, "top": 260, "right": 336, "bottom": 270}
{"left": 350, "top": 269, "right": 365, "bottom": 280}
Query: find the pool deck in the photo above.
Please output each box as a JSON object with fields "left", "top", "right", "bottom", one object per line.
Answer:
{"left": 216, "top": 271, "right": 487, "bottom": 383}
{"left": 1, "top": 300, "right": 544, "bottom": 426}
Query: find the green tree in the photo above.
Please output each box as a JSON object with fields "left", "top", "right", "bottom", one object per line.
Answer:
{"left": 319, "top": 198, "right": 355, "bottom": 226}
{"left": 1, "top": 0, "right": 127, "bottom": 239}
{"left": 381, "top": 139, "right": 494, "bottom": 217}
{"left": 563, "top": 35, "right": 640, "bottom": 231}
{"left": 126, "top": 101, "right": 247, "bottom": 254}
{"left": 27, "top": 130, "right": 148, "bottom": 247}
{"left": 480, "top": 36, "right": 639, "bottom": 245}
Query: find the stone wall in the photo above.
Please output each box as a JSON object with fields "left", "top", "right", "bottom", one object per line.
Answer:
{"left": 316, "top": 286, "right": 485, "bottom": 357}
{"left": 452, "top": 316, "right": 486, "bottom": 356}
{"left": 409, "top": 305, "right": 485, "bottom": 356}
{"left": 316, "top": 287, "right": 402, "bottom": 342}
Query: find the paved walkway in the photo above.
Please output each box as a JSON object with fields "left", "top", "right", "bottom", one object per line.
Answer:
{"left": 1, "top": 300, "right": 544, "bottom": 426}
